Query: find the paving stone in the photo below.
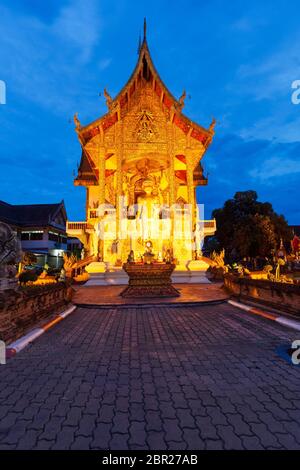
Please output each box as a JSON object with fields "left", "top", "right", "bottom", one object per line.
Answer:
{"left": 1, "top": 420, "right": 28, "bottom": 445}
{"left": 92, "top": 423, "right": 111, "bottom": 449}
{"left": 249, "top": 422, "right": 281, "bottom": 448}
{"left": 240, "top": 435, "right": 265, "bottom": 450}
{"left": 183, "top": 428, "right": 205, "bottom": 450}
{"left": 163, "top": 418, "right": 183, "bottom": 442}
{"left": 275, "top": 433, "right": 300, "bottom": 450}
{"left": 70, "top": 436, "right": 92, "bottom": 450}
{"left": 98, "top": 405, "right": 114, "bottom": 424}
{"left": 63, "top": 407, "right": 82, "bottom": 427}
{"left": 205, "top": 439, "right": 224, "bottom": 450}
{"left": 0, "top": 303, "right": 299, "bottom": 450}
{"left": 226, "top": 413, "right": 253, "bottom": 436}
{"left": 147, "top": 430, "right": 167, "bottom": 450}
{"left": 110, "top": 433, "right": 129, "bottom": 450}
{"left": 196, "top": 416, "right": 219, "bottom": 440}
{"left": 216, "top": 425, "right": 244, "bottom": 450}
{"left": 35, "top": 439, "right": 55, "bottom": 450}
{"left": 76, "top": 414, "right": 96, "bottom": 437}
{"left": 176, "top": 408, "right": 196, "bottom": 428}
{"left": 129, "top": 421, "right": 147, "bottom": 447}
{"left": 51, "top": 426, "right": 76, "bottom": 450}
{"left": 39, "top": 416, "right": 65, "bottom": 441}
{"left": 112, "top": 412, "right": 130, "bottom": 434}
{"left": 16, "top": 430, "right": 42, "bottom": 450}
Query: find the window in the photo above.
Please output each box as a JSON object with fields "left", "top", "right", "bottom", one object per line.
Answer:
{"left": 48, "top": 231, "right": 59, "bottom": 242}
{"left": 30, "top": 231, "right": 43, "bottom": 240}
{"left": 21, "top": 231, "right": 43, "bottom": 241}
{"left": 21, "top": 232, "right": 30, "bottom": 241}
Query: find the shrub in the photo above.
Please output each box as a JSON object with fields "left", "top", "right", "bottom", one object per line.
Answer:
{"left": 19, "top": 271, "right": 38, "bottom": 285}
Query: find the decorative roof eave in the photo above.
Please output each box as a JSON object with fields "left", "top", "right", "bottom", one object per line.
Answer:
{"left": 77, "top": 109, "right": 215, "bottom": 148}
{"left": 74, "top": 20, "right": 216, "bottom": 148}
{"left": 172, "top": 112, "right": 215, "bottom": 147}
{"left": 75, "top": 148, "right": 99, "bottom": 185}
{"left": 75, "top": 37, "right": 180, "bottom": 139}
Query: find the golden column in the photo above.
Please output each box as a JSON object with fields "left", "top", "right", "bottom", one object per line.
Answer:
{"left": 98, "top": 132, "right": 106, "bottom": 260}
{"left": 186, "top": 153, "right": 195, "bottom": 259}
{"left": 116, "top": 119, "right": 123, "bottom": 261}
{"left": 167, "top": 121, "right": 175, "bottom": 254}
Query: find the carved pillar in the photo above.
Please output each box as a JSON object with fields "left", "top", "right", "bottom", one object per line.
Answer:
{"left": 167, "top": 122, "right": 175, "bottom": 255}
{"left": 86, "top": 187, "right": 89, "bottom": 219}
{"left": 116, "top": 120, "right": 124, "bottom": 262}
{"left": 186, "top": 154, "right": 195, "bottom": 260}
{"left": 97, "top": 136, "right": 106, "bottom": 260}
{"left": 186, "top": 162, "right": 194, "bottom": 207}
{"left": 98, "top": 152, "right": 106, "bottom": 205}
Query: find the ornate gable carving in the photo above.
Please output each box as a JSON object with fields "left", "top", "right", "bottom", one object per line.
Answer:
{"left": 134, "top": 109, "right": 157, "bottom": 142}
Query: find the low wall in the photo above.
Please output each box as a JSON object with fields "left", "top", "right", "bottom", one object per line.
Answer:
{"left": 0, "top": 283, "right": 73, "bottom": 343}
{"left": 224, "top": 274, "right": 300, "bottom": 316}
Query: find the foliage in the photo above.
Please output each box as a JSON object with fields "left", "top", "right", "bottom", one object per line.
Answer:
{"left": 202, "top": 236, "right": 220, "bottom": 256}
{"left": 19, "top": 271, "right": 38, "bottom": 285}
{"left": 22, "top": 252, "right": 37, "bottom": 266}
{"left": 212, "top": 191, "right": 293, "bottom": 261}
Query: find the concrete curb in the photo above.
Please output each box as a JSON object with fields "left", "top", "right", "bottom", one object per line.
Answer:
{"left": 228, "top": 299, "right": 300, "bottom": 332}
{"left": 75, "top": 298, "right": 229, "bottom": 309}
{"left": 6, "top": 305, "right": 77, "bottom": 357}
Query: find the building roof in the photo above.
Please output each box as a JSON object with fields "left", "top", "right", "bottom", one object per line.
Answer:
{"left": 75, "top": 19, "right": 215, "bottom": 148}
{"left": 75, "top": 149, "right": 98, "bottom": 186}
{"left": 0, "top": 200, "right": 67, "bottom": 229}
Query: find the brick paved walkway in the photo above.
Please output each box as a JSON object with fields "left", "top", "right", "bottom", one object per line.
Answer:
{"left": 0, "top": 303, "right": 299, "bottom": 450}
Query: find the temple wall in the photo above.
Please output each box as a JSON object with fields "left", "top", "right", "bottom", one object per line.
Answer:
{"left": 224, "top": 274, "right": 300, "bottom": 317}
{"left": 0, "top": 283, "right": 73, "bottom": 343}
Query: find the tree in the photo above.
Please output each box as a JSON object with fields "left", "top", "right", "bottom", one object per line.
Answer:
{"left": 212, "top": 191, "right": 293, "bottom": 261}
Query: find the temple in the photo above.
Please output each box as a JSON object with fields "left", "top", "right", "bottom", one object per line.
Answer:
{"left": 67, "top": 20, "right": 216, "bottom": 281}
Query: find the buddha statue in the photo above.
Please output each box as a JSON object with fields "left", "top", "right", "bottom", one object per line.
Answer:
{"left": 137, "top": 178, "right": 160, "bottom": 218}
{"left": 137, "top": 178, "right": 161, "bottom": 240}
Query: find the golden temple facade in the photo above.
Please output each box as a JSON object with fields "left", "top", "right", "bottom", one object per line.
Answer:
{"left": 67, "top": 21, "right": 216, "bottom": 271}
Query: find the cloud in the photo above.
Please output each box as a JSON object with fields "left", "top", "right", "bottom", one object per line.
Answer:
{"left": 237, "top": 37, "right": 300, "bottom": 101}
{"left": 99, "top": 58, "right": 112, "bottom": 70}
{"left": 230, "top": 16, "right": 267, "bottom": 33}
{"left": 200, "top": 133, "right": 300, "bottom": 223}
{"left": 0, "top": 1, "right": 102, "bottom": 114}
{"left": 52, "top": 0, "right": 101, "bottom": 63}
{"left": 249, "top": 156, "right": 300, "bottom": 181}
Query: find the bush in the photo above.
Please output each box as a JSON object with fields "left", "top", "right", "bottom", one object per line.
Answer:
{"left": 19, "top": 271, "right": 38, "bottom": 285}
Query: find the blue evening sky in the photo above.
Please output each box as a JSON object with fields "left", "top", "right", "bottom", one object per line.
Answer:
{"left": 0, "top": 0, "right": 299, "bottom": 223}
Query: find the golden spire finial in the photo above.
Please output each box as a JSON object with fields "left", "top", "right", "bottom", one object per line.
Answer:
{"left": 209, "top": 117, "right": 216, "bottom": 131}
{"left": 178, "top": 90, "right": 186, "bottom": 110}
{"left": 143, "top": 17, "right": 147, "bottom": 41}
{"left": 104, "top": 88, "right": 113, "bottom": 110}
{"left": 74, "top": 112, "right": 81, "bottom": 130}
